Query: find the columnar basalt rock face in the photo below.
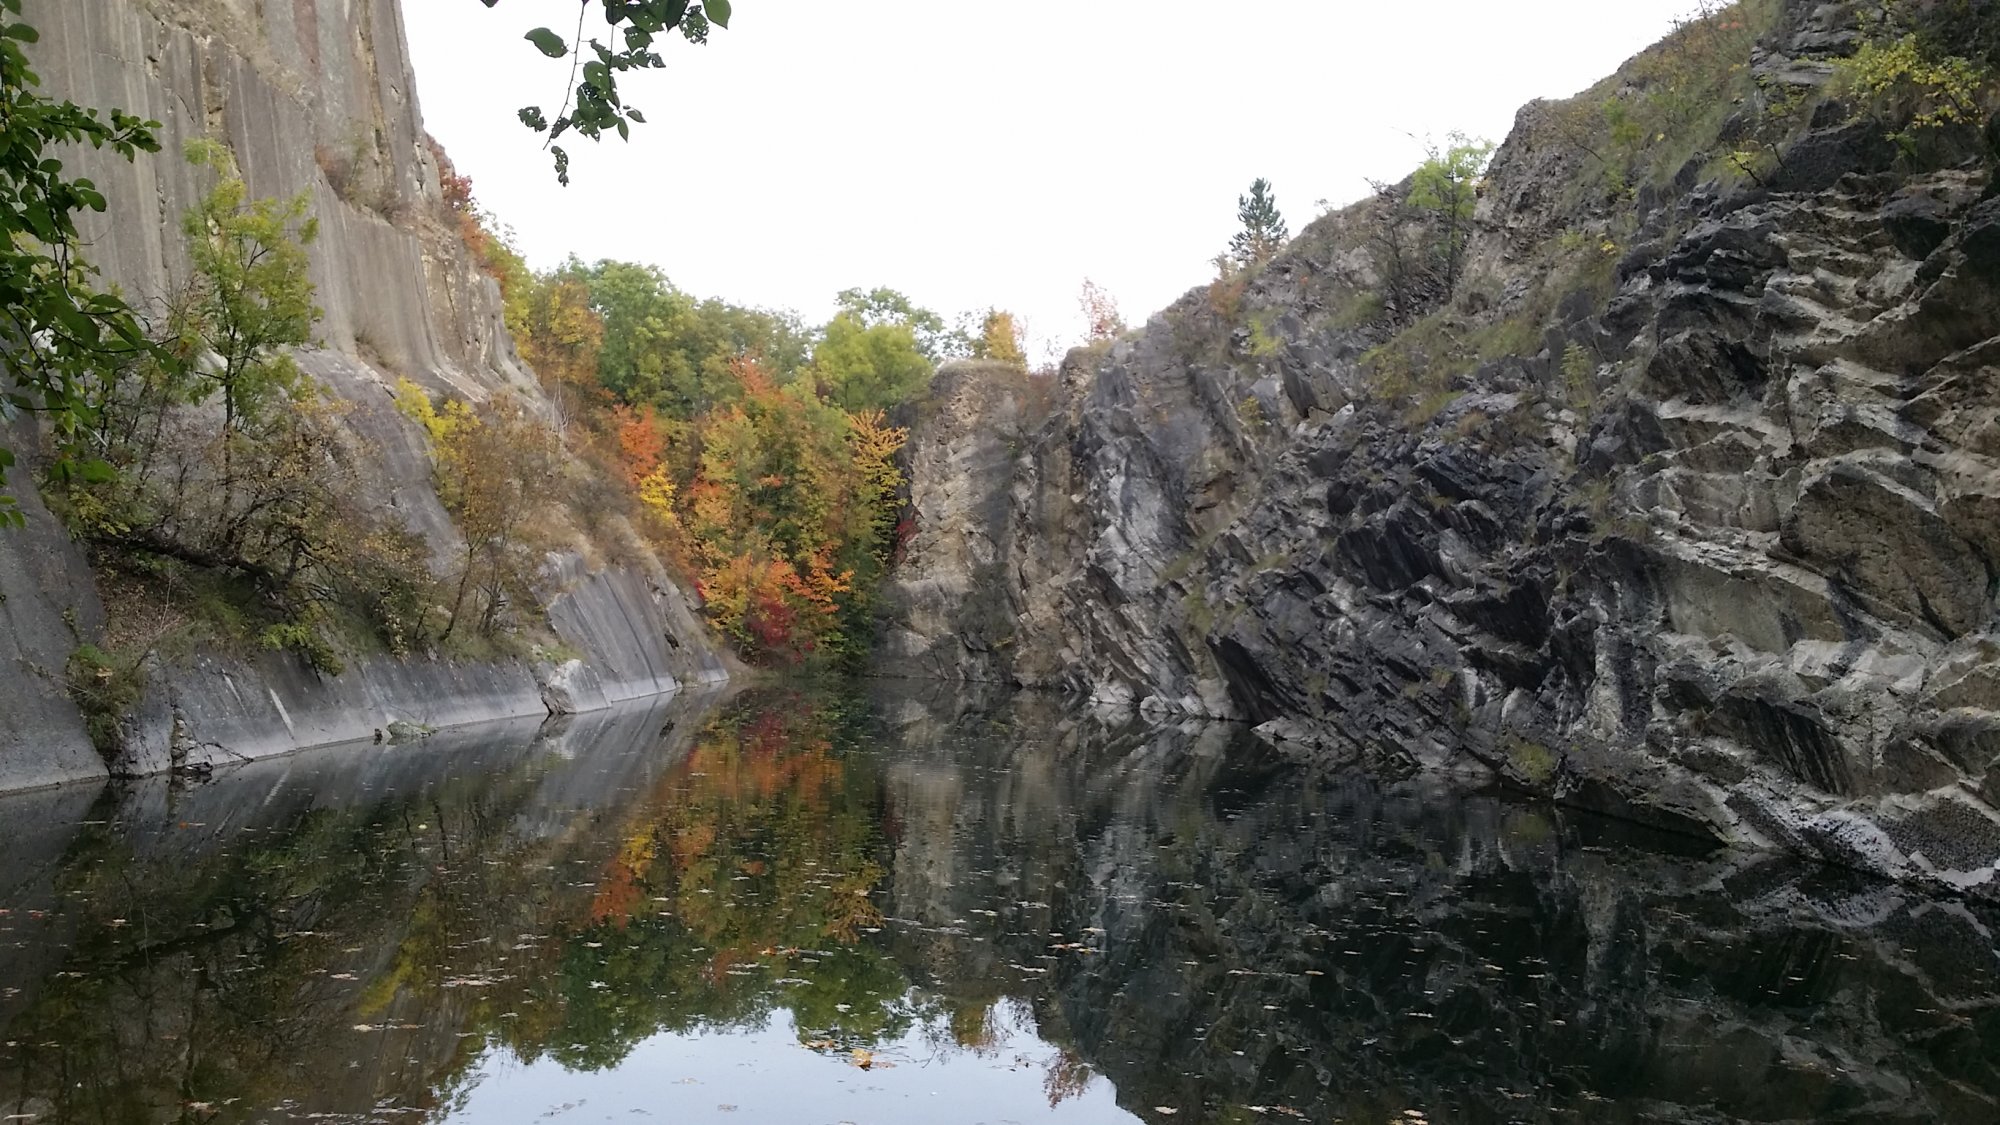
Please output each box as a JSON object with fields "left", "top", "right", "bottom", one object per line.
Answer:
{"left": 884, "top": 2, "right": 2000, "bottom": 897}
{"left": 0, "top": 0, "right": 726, "bottom": 792}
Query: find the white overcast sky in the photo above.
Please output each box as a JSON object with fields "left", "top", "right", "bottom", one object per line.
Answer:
{"left": 403, "top": 1, "right": 1701, "bottom": 360}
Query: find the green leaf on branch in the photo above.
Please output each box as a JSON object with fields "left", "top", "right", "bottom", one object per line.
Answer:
{"left": 705, "top": 0, "right": 731, "bottom": 28}
{"left": 525, "top": 27, "right": 568, "bottom": 58}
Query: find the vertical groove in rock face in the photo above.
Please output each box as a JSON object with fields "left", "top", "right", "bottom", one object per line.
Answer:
{"left": 0, "top": 0, "right": 726, "bottom": 792}
{"left": 884, "top": 0, "right": 2000, "bottom": 897}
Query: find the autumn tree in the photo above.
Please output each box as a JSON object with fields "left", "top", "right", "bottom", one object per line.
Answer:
{"left": 568, "top": 259, "right": 805, "bottom": 417}
{"left": 1229, "top": 177, "right": 1289, "bottom": 267}
{"left": 397, "top": 382, "right": 560, "bottom": 642}
{"left": 973, "top": 309, "right": 1026, "bottom": 368}
{"left": 1078, "top": 279, "right": 1125, "bottom": 342}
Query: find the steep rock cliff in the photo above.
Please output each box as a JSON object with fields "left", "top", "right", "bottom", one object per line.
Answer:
{"left": 884, "top": 1, "right": 2000, "bottom": 897}
{"left": 0, "top": 0, "right": 727, "bottom": 794}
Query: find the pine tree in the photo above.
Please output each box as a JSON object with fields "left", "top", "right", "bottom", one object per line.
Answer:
{"left": 1229, "top": 178, "right": 1289, "bottom": 268}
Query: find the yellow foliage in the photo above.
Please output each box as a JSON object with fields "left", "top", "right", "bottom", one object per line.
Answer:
{"left": 979, "top": 309, "right": 1026, "bottom": 367}
{"left": 1837, "top": 33, "right": 1990, "bottom": 138}
{"left": 637, "top": 466, "right": 678, "bottom": 528}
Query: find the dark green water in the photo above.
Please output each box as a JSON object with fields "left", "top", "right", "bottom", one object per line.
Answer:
{"left": 2, "top": 683, "right": 1997, "bottom": 1124}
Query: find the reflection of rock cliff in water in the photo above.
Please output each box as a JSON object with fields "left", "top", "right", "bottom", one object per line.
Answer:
{"left": 871, "top": 688, "right": 2000, "bottom": 1123}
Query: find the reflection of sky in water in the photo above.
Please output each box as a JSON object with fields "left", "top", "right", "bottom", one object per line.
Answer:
{"left": 448, "top": 1002, "right": 1138, "bottom": 1125}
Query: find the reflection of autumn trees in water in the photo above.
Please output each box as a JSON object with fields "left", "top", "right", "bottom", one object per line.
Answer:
{"left": 532, "top": 691, "right": 925, "bottom": 1071}
{"left": 0, "top": 691, "right": 946, "bottom": 1120}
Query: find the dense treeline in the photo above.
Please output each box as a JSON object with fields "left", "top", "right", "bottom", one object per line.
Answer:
{"left": 437, "top": 147, "right": 1025, "bottom": 663}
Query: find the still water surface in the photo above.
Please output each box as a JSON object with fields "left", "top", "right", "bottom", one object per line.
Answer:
{"left": 2, "top": 683, "right": 1998, "bottom": 1123}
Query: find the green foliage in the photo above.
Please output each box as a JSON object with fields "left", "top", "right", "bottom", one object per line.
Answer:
{"left": 1407, "top": 134, "right": 1494, "bottom": 297}
{"left": 259, "top": 619, "right": 344, "bottom": 677}
{"left": 1501, "top": 734, "right": 1558, "bottom": 787}
{"left": 834, "top": 286, "right": 962, "bottom": 360}
{"left": 1235, "top": 395, "right": 1269, "bottom": 432}
{"left": 1334, "top": 289, "right": 1386, "bottom": 330}
{"left": 177, "top": 139, "right": 321, "bottom": 442}
{"left": 1228, "top": 177, "right": 1289, "bottom": 268}
{"left": 1245, "top": 311, "right": 1284, "bottom": 358}
{"left": 811, "top": 311, "right": 934, "bottom": 413}
{"left": 507, "top": 0, "right": 733, "bottom": 184}
{"left": 1541, "top": 1, "right": 1773, "bottom": 201}
{"left": 1562, "top": 341, "right": 1598, "bottom": 408}
{"left": 64, "top": 642, "right": 146, "bottom": 760}
{"left": 806, "top": 287, "right": 949, "bottom": 412}
{"left": 0, "top": 1, "right": 166, "bottom": 527}
{"left": 1889, "top": 0, "right": 2000, "bottom": 73}
{"left": 1362, "top": 308, "right": 1542, "bottom": 416}
{"left": 569, "top": 259, "right": 807, "bottom": 417}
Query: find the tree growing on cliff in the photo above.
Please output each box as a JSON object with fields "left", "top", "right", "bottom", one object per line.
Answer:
{"left": 176, "top": 139, "right": 321, "bottom": 482}
{"left": 972, "top": 310, "right": 1026, "bottom": 368}
{"left": 1229, "top": 178, "right": 1289, "bottom": 268}
{"left": 1079, "top": 279, "right": 1125, "bottom": 342}
{"left": 0, "top": 2, "right": 166, "bottom": 528}
{"left": 58, "top": 141, "right": 426, "bottom": 672}
{"left": 396, "top": 381, "right": 560, "bottom": 643}
{"left": 1406, "top": 133, "right": 1493, "bottom": 298}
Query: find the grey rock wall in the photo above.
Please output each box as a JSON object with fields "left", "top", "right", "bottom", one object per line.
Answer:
{"left": 0, "top": 0, "right": 726, "bottom": 793}
{"left": 883, "top": 1, "right": 2000, "bottom": 898}
{"left": 0, "top": 417, "right": 111, "bottom": 794}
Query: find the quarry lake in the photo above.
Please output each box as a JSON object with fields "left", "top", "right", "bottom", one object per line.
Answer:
{"left": 3, "top": 682, "right": 1998, "bottom": 1124}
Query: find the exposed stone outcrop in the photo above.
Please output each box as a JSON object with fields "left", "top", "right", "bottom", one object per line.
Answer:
{"left": 883, "top": 2, "right": 2000, "bottom": 898}
{"left": 0, "top": 0, "right": 726, "bottom": 793}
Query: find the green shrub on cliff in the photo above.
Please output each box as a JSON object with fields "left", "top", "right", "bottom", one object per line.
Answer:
{"left": 1836, "top": 13, "right": 1995, "bottom": 157}
{"left": 64, "top": 642, "right": 145, "bottom": 760}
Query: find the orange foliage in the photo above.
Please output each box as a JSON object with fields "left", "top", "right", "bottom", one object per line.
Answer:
{"left": 673, "top": 357, "right": 875, "bottom": 663}
{"left": 612, "top": 403, "right": 668, "bottom": 488}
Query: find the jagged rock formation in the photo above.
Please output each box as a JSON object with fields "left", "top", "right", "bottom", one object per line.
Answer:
{"left": 882, "top": 2, "right": 2000, "bottom": 897}
{"left": 0, "top": 0, "right": 726, "bottom": 793}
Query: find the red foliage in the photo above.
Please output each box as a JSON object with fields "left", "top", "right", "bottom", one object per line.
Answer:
{"left": 746, "top": 580, "right": 804, "bottom": 659}
{"left": 428, "top": 134, "right": 477, "bottom": 215}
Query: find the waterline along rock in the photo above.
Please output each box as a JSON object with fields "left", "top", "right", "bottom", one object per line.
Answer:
{"left": 882, "top": 1, "right": 2000, "bottom": 898}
